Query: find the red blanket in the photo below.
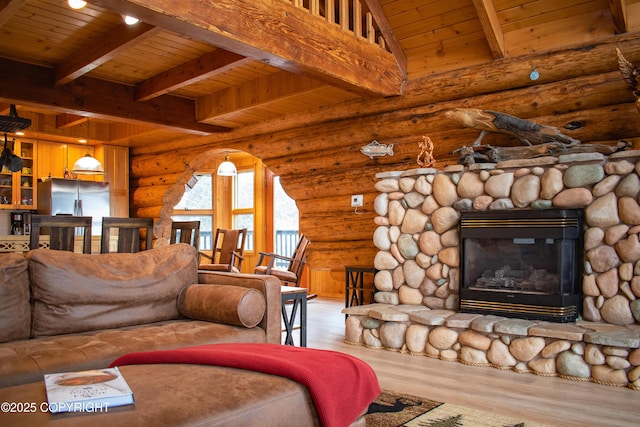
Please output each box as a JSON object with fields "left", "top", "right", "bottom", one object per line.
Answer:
{"left": 110, "top": 343, "right": 380, "bottom": 427}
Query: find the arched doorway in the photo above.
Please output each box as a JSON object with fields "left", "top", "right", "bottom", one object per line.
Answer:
{"left": 154, "top": 149, "right": 266, "bottom": 273}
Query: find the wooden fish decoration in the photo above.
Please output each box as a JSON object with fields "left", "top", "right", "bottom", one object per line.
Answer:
{"left": 360, "top": 140, "right": 394, "bottom": 159}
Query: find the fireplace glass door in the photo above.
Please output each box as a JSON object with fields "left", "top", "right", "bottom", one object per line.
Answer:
{"left": 459, "top": 209, "right": 584, "bottom": 322}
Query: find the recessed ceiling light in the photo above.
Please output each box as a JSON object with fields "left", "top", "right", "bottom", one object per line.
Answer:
{"left": 68, "top": 0, "right": 87, "bottom": 10}
{"left": 123, "top": 15, "right": 140, "bottom": 25}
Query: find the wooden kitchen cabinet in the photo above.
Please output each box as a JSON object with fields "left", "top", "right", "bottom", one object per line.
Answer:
{"left": 37, "top": 141, "right": 66, "bottom": 180}
{"left": 0, "top": 140, "right": 36, "bottom": 210}
{"left": 37, "top": 141, "right": 97, "bottom": 181}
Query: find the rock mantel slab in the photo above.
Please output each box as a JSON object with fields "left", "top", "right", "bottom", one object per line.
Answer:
{"left": 494, "top": 319, "right": 537, "bottom": 336}
{"left": 528, "top": 323, "right": 586, "bottom": 341}
{"left": 442, "top": 312, "right": 482, "bottom": 328}
{"left": 583, "top": 329, "right": 640, "bottom": 348}
{"left": 369, "top": 307, "right": 410, "bottom": 322}
{"left": 409, "top": 309, "right": 455, "bottom": 326}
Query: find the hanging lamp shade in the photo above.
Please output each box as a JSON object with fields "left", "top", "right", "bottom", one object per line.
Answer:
{"left": 71, "top": 154, "right": 105, "bottom": 175}
{"left": 217, "top": 155, "right": 237, "bottom": 176}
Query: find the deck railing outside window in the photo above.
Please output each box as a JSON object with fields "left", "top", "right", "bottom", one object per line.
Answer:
{"left": 198, "top": 230, "right": 297, "bottom": 269}
{"left": 273, "top": 230, "right": 299, "bottom": 269}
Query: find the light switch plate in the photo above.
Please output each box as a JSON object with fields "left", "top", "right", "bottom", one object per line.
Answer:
{"left": 351, "top": 194, "right": 363, "bottom": 207}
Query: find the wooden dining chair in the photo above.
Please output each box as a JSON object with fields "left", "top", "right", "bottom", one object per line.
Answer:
{"left": 198, "top": 228, "right": 247, "bottom": 273}
{"left": 29, "top": 215, "right": 93, "bottom": 254}
{"left": 101, "top": 217, "right": 154, "bottom": 253}
{"left": 170, "top": 220, "right": 200, "bottom": 251}
{"left": 254, "top": 234, "right": 314, "bottom": 297}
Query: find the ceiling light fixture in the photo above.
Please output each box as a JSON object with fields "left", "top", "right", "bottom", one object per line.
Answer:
{"left": 71, "top": 119, "right": 104, "bottom": 175}
{"left": 217, "top": 155, "right": 237, "bottom": 176}
{"left": 71, "top": 154, "right": 105, "bottom": 175}
{"left": 123, "top": 15, "right": 140, "bottom": 25}
{"left": 67, "top": 0, "right": 87, "bottom": 9}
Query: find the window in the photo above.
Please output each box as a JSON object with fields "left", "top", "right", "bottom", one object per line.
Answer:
{"left": 171, "top": 155, "right": 263, "bottom": 258}
{"left": 273, "top": 176, "right": 299, "bottom": 267}
{"left": 172, "top": 173, "right": 213, "bottom": 250}
{"left": 233, "top": 169, "right": 254, "bottom": 250}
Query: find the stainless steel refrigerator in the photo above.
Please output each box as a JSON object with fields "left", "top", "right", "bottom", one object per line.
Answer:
{"left": 37, "top": 178, "right": 110, "bottom": 236}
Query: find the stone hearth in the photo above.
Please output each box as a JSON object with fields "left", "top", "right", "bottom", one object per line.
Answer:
{"left": 343, "top": 150, "right": 640, "bottom": 390}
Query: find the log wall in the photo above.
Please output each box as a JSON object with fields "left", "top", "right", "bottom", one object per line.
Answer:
{"left": 130, "top": 34, "right": 640, "bottom": 299}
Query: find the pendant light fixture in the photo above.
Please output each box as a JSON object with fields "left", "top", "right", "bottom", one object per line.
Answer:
{"left": 217, "top": 154, "right": 237, "bottom": 176}
{"left": 71, "top": 154, "right": 105, "bottom": 175}
{"left": 71, "top": 119, "right": 105, "bottom": 175}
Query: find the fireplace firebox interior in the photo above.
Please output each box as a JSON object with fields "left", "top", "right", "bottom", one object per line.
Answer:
{"left": 459, "top": 209, "right": 584, "bottom": 323}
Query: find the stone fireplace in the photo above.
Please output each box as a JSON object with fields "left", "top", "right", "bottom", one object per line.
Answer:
{"left": 343, "top": 151, "right": 640, "bottom": 391}
{"left": 459, "top": 209, "right": 583, "bottom": 323}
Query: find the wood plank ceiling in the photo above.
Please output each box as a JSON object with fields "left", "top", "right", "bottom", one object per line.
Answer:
{"left": 0, "top": 0, "right": 638, "bottom": 147}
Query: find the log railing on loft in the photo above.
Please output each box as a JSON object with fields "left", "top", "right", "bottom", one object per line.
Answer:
{"left": 288, "top": 0, "right": 389, "bottom": 52}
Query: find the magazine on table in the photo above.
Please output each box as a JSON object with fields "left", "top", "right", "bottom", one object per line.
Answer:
{"left": 44, "top": 367, "right": 134, "bottom": 414}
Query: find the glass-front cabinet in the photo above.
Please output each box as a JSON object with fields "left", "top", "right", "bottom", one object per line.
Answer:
{"left": 0, "top": 140, "right": 36, "bottom": 209}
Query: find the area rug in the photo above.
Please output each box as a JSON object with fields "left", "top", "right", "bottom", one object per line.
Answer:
{"left": 365, "top": 390, "right": 554, "bottom": 427}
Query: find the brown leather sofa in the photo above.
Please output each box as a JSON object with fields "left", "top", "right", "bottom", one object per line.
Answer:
{"left": 0, "top": 243, "right": 374, "bottom": 426}
{"left": 0, "top": 243, "right": 282, "bottom": 388}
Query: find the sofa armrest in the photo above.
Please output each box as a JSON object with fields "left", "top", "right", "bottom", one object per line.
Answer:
{"left": 197, "top": 271, "right": 282, "bottom": 344}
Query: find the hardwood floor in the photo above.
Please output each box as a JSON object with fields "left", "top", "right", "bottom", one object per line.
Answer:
{"left": 297, "top": 298, "right": 639, "bottom": 427}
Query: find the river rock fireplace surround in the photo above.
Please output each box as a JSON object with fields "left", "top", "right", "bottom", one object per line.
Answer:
{"left": 343, "top": 150, "right": 640, "bottom": 390}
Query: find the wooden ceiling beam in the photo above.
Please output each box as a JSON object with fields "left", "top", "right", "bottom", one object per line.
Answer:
{"left": 608, "top": 0, "right": 628, "bottom": 34}
{"left": 90, "top": 0, "right": 404, "bottom": 97}
{"left": 56, "top": 113, "right": 87, "bottom": 129}
{"left": 0, "top": 58, "right": 230, "bottom": 135}
{"left": 108, "top": 121, "right": 165, "bottom": 142}
{"left": 362, "top": 0, "right": 407, "bottom": 78}
{"left": 54, "top": 22, "right": 161, "bottom": 86}
{"left": 197, "top": 71, "right": 326, "bottom": 122}
{"left": 10, "top": 110, "right": 108, "bottom": 143}
{"left": 0, "top": 0, "right": 27, "bottom": 27}
{"left": 472, "top": 0, "right": 506, "bottom": 59}
{"left": 135, "top": 49, "right": 252, "bottom": 102}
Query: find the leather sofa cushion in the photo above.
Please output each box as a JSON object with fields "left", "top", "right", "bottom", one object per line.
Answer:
{"left": 0, "top": 253, "right": 30, "bottom": 343}
{"left": 27, "top": 244, "right": 198, "bottom": 337}
{"left": 0, "top": 319, "right": 267, "bottom": 387}
{"left": 178, "top": 284, "right": 266, "bottom": 328}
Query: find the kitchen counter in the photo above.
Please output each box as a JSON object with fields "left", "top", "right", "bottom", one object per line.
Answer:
{"left": 0, "top": 235, "right": 115, "bottom": 254}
